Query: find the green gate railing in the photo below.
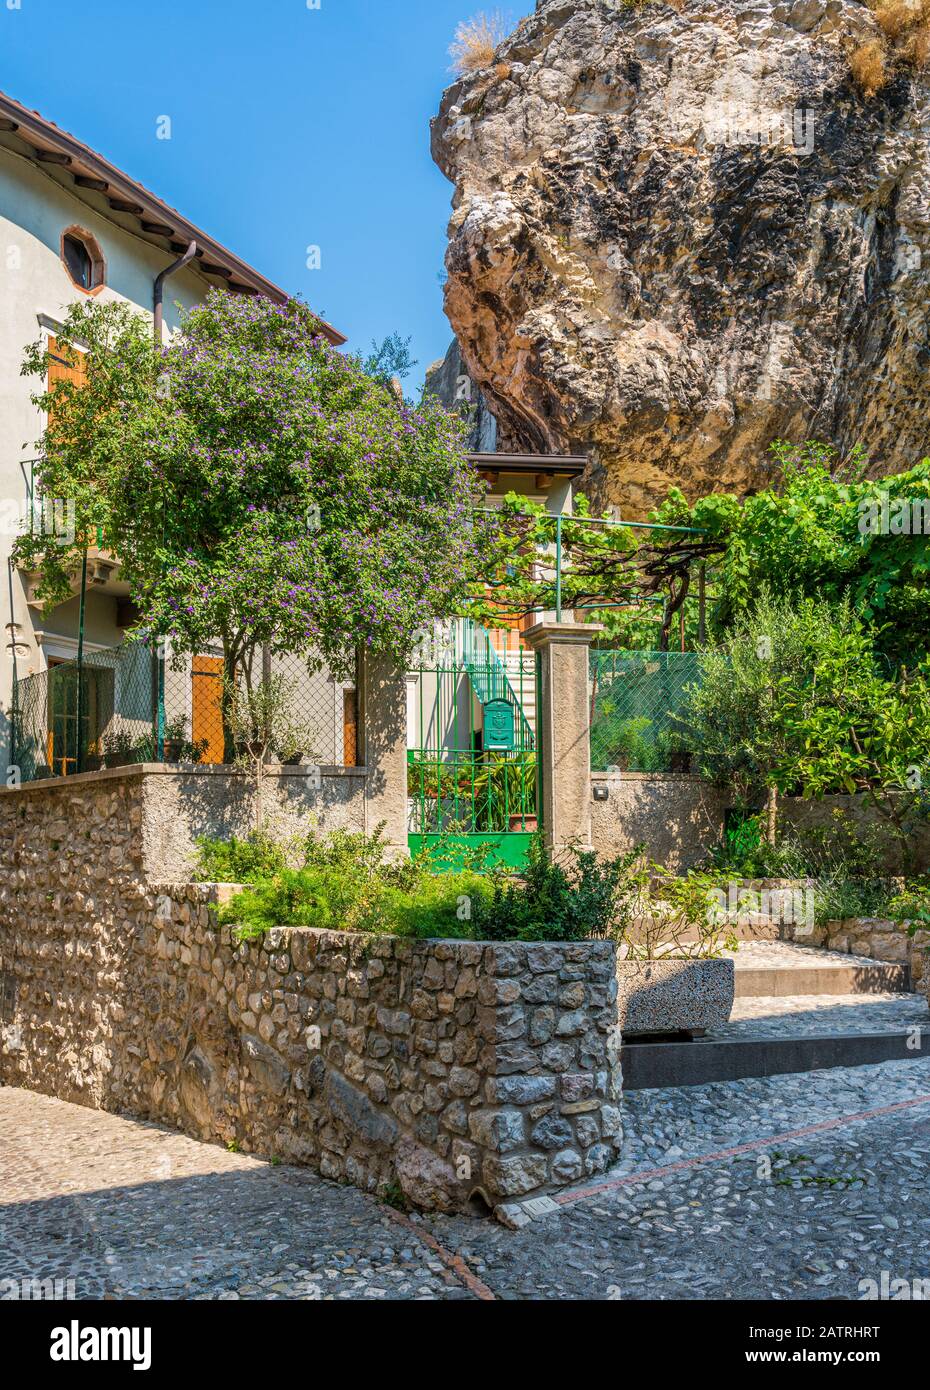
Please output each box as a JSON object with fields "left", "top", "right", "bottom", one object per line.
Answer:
{"left": 408, "top": 619, "right": 538, "bottom": 866}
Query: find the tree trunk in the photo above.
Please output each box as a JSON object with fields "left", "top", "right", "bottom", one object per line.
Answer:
{"left": 765, "top": 784, "right": 778, "bottom": 847}
{"left": 254, "top": 753, "right": 264, "bottom": 834}
{"left": 659, "top": 574, "right": 690, "bottom": 653}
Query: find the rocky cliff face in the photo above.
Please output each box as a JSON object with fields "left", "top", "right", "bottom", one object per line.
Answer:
{"left": 423, "top": 338, "right": 498, "bottom": 452}
{"left": 431, "top": 0, "right": 930, "bottom": 514}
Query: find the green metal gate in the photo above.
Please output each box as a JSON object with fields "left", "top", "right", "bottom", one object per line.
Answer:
{"left": 407, "top": 618, "right": 539, "bottom": 870}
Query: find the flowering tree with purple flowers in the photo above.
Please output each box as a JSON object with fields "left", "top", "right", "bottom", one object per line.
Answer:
{"left": 18, "top": 291, "right": 487, "bottom": 746}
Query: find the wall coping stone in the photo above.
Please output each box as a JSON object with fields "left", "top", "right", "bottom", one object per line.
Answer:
{"left": 0, "top": 763, "right": 369, "bottom": 796}
{"left": 590, "top": 770, "right": 715, "bottom": 785}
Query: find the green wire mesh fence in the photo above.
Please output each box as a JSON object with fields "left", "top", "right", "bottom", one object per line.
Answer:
{"left": 589, "top": 650, "right": 701, "bottom": 773}
{"left": 12, "top": 642, "right": 358, "bottom": 783}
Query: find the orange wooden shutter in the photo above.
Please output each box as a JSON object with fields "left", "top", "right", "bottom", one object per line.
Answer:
{"left": 47, "top": 334, "right": 87, "bottom": 389}
{"left": 191, "top": 656, "right": 226, "bottom": 764}
{"left": 47, "top": 335, "right": 87, "bottom": 431}
{"left": 342, "top": 688, "right": 358, "bottom": 767}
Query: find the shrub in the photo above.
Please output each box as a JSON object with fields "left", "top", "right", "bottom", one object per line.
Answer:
{"left": 215, "top": 828, "right": 647, "bottom": 944}
{"left": 705, "top": 809, "right": 893, "bottom": 882}
{"left": 627, "top": 869, "right": 740, "bottom": 960}
{"left": 850, "top": 39, "right": 888, "bottom": 95}
{"left": 814, "top": 873, "right": 895, "bottom": 925}
{"left": 218, "top": 865, "right": 369, "bottom": 940}
{"left": 377, "top": 871, "right": 495, "bottom": 939}
{"left": 874, "top": 0, "right": 918, "bottom": 40}
{"left": 472, "top": 834, "right": 642, "bottom": 942}
{"left": 195, "top": 832, "right": 287, "bottom": 884}
{"left": 850, "top": 4, "right": 930, "bottom": 97}
{"left": 449, "top": 10, "right": 510, "bottom": 74}
{"left": 887, "top": 880, "right": 930, "bottom": 929}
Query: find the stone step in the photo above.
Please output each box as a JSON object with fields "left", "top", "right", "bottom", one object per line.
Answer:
{"left": 735, "top": 961, "right": 910, "bottom": 997}
{"left": 621, "top": 1028, "right": 928, "bottom": 1090}
{"left": 622, "top": 990, "right": 929, "bottom": 1090}
{"left": 730, "top": 941, "right": 911, "bottom": 997}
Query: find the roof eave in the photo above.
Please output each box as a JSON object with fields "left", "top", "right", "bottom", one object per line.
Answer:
{"left": 467, "top": 452, "right": 589, "bottom": 477}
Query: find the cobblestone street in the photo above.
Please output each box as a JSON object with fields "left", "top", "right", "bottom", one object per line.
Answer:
{"left": 4, "top": 1055, "right": 930, "bottom": 1302}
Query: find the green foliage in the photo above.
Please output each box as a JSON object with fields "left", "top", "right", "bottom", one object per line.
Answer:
{"left": 701, "top": 809, "right": 902, "bottom": 927}
{"left": 590, "top": 712, "right": 682, "bottom": 773}
{"left": 214, "top": 827, "right": 649, "bottom": 945}
{"left": 195, "top": 832, "right": 288, "bottom": 884}
{"left": 813, "top": 875, "right": 894, "bottom": 926}
{"left": 219, "top": 864, "right": 371, "bottom": 939}
{"left": 376, "top": 871, "right": 495, "bottom": 939}
{"left": 681, "top": 592, "right": 849, "bottom": 803}
{"left": 656, "top": 440, "right": 930, "bottom": 669}
{"left": 16, "top": 293, "right": 484, "bottom": 689}
{"left": 623, "top": 866, "right": 740, "bottom": 960}
{"left": 680, "top": 591, "right": 930, "bottom": 866}
{"left": 706, "top": 814, "right": 774, "bottom": 877}
{"left": 301, "top": 825, "right": 418, "bottom": 887}
{"left": 886, "top": 879, "right": 930, "bottom": 930}
{"left": 225, "top": 673, "right": 319, "bottom": 766}
{"left": 362, "top": 332, "right": 417, "bottom": 385}
{"left": 472, "top": 834, "right": 642, "bottom": 942}
{"left": 706, "top": 809, "right": 892, "bottom": 881}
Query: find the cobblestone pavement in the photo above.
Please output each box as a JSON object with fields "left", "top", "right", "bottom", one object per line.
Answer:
{"left": 3, "top": 1060, "right": 930, "bottom": 1301}
{"left": 713, "top": 992, "right": 929, "bottom": 1038}
{"left": 0, "top": 1090, "right": 475, "bottom": 1301}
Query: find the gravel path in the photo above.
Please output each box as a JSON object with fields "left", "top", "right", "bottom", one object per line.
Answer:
{"left": 4, "top": 1058, "right": 930, "bottom": 1301}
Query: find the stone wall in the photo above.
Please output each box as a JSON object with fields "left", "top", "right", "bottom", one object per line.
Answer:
{"left": 590, "top": 772, "right": 728, "bottom": 872}
{"left": 589, "top": 780, "right": 930, "bottom": 877}
{"left": 782, "top": 914, "right": 930, "bottom": 1005}
{"left": 0, "top": 764, "right": 368, "bottom": 882}
{"left": 0, "top": 770, "right": 622, "bottom": 1213}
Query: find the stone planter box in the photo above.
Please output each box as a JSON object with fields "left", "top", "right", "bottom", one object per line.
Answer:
{"left": 616, "top": 958, "right": 735, "bottom": 1036}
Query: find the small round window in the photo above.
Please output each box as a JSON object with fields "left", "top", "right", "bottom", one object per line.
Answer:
{"left": 61, "top": 229, "right": 105, "bottom": 293}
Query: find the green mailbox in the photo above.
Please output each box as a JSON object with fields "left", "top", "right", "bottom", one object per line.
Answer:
{"left": 483, "top": 699, "right": 516, "bottom": 752}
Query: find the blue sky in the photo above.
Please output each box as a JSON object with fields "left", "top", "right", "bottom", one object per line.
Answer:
{"left": 0, "top": 0, "right": 502, "bottom": 389}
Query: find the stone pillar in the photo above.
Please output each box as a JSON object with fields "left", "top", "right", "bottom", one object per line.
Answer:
{"left": 524, "top": 622, "right": 603, "bottom": 860}
{"left": 357, "top": 649, "right": 409, "bottom": 859}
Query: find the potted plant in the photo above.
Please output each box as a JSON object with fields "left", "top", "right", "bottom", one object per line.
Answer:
{"left": 471, "top": 752, "right": 538, "bottom": 833}
{"left": 226, "top": 674, "right": 320, "bottom": 831}
{"left": 615, "top": 865, "right": 738, "bottom": 1036}
{"left": 162, "top": 716, "right": 189, "bottom": 763}
{"left": 102, "top": 731, "right": 142, "bottom": 769}
{"left": 274, "top": 722, "right": 317, "bottom": 767}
